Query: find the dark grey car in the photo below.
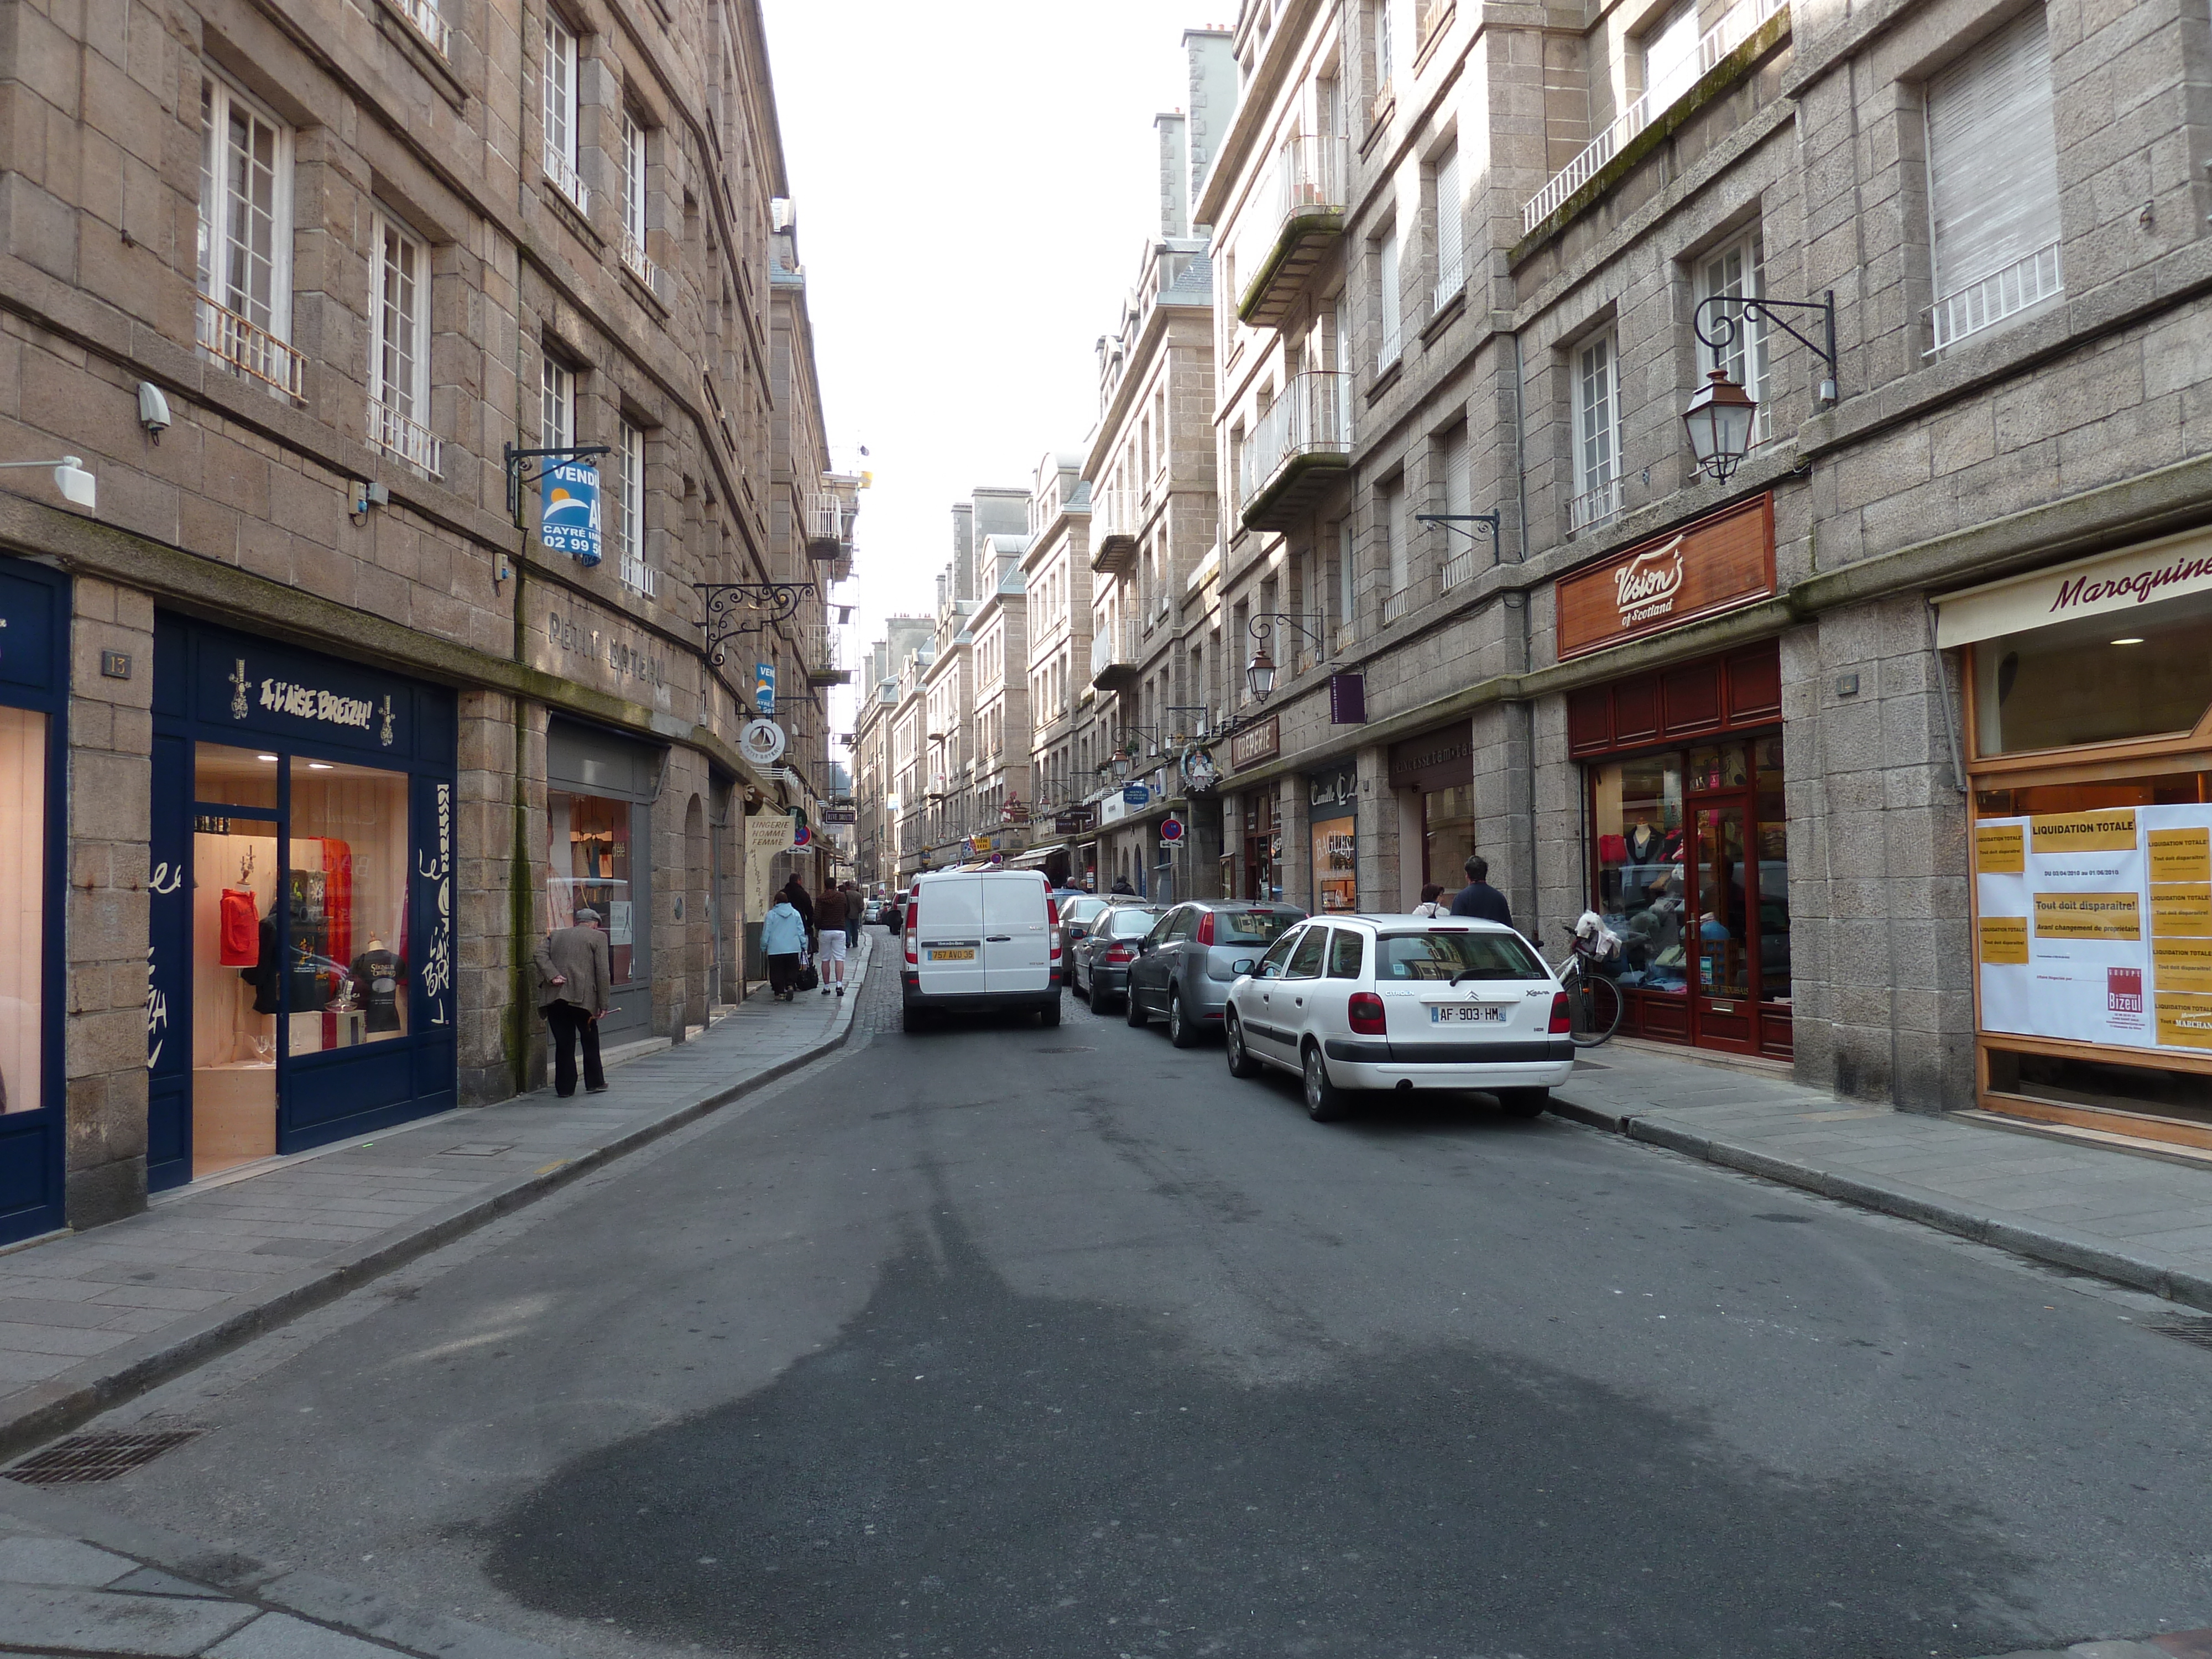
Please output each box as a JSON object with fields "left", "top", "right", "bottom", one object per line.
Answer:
{"left": 1070, "top": 903, "right": 1164, "bottom": 1012}
{"left": 1124, "top": 900, "right": 1306, "bottom": 1046}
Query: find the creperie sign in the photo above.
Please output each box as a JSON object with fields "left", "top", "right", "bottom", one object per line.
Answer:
{"left": 1554, "top": 495, "right": 1775, "bottom": 659}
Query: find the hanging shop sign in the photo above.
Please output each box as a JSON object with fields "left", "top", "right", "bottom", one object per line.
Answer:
{"left": 1181, "top": 747, "right": 1220, "bottom": 794}
{"left": 540, "top": 460, "right": 601, "bottom": 564}
{"left": 1555, "top": 494, "right": 1774, "bottom": 659}
{"left": 1935, "top": 524, "right": 2212, "bottom": 646}
{"left": 1123, "top": 783, "right": 1153, "bottom": 807}
{"left": 755, "top": 662, "right": 776, "bottom": 717}
{"left": 739, "top": 719, "right": 787, "bottom": 766}
{"left": 1329, "top": 672, "right": 1367, "bottom": 724}
{"left": 1055, "top": 808, "right": 1095, "bottom": 835}
{"left": 1974, "top": 807, "right": 2212, "bottom": 1056}
{"left": 820, "top": 805, "right": 858, "bottom": 825}
{"left": 1228, "top": 715, "right": 1280, "bottom": 771}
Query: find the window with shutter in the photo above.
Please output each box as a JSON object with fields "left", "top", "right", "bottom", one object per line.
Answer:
{"left": 1924, "top": 6, "right": 2062, "bottom": 352}
{"left": 1378, "top": 227, "right": 1402, "bottom": 370}
{"left": 1437, "top": 427, "right": 1475, "bottom": 586}
{"left": 1432, "top": 145, "right": 1463, "bottom": 312}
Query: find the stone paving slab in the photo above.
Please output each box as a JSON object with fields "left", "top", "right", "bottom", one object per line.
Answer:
{"left": 0, "top": 1473, "right": 560, "bottom": 1657}
{"left": 0, "top": 938, "right": 873, "bottom": 1464}
{"left": 1550, "top": 1041, "right": 2212, "bottom": 1312}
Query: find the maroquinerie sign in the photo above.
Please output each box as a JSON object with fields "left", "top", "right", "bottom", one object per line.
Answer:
{"left": 1935, "top": 524, "right": 2212, "bottom": 648}
{"left": 1554, "top": 495, "right": 1775, "bottom": 660}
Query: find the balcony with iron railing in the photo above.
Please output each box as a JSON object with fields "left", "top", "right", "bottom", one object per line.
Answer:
{"left": 1925, "top": 241, "right": 2062, "bottom": 355}
{"left": 1237, "top": 132, "right": 1351, "bottom": 328}
{"left": 1520, "top": 0, "right": 1788, "bottom": 238}
{"left": 1567, "top": 474, "right": 1624, "bottom": 537}
{"left": 805, "top": 624, "right": 852, "bottom": 687}
{"left": 391, "top": 0, "right": 450, "bottom": 55}
{"left": 1089, "top": 618, "right": 1141, "bottom": 692}
{"left": 1239, "top": 371, "right": 1353, "bottom": 532}
{"left": 1090, "top": 488, "right": 1139, "bottom": 573}
{"left": 367, "top": 398, "right": 441, "bottom": 476}
{"left": 197, "top": 295, "right": 306, "bottom": 401}
{"left": 620, "top": 227, "right": 659, "bottom": 291}
{"left": 1380, "top": 582, "right": 1417, "bottom": 627}
{"left": 543, "top": 143, "right": 591, "bottom": 216}
{"left": 1441, "top": 542, "right": 1477, "bottom": 590}
{"left": 617, "top": 551, "right": 659, "bottom": 599}
{"left": 805, "top": 492, "right": 853, "bottom": 559}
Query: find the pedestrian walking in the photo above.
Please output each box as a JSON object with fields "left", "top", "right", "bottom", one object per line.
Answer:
{"left": 761, "top": 893, "right": 807, "bottom": 1001}
{"left": 533, "top": 906, "right": 611, "bottom": 1097}
{"left": 842, "top": 881, "right": 863, "bottom": 949}
{"left": 815, "top": 881, "right": 849, "bottom": 997}
{"left": 1111, "top": 875, "right": 1136, "bottom": 895}
{"left": 782, "top": 873, "right": 817, "bottom": 954}
{"left": 1449, "top": 854, "right": 1518, "bottom": 933}
{"left": 1412, "top": 883, "right": 1447, "bottom": 917}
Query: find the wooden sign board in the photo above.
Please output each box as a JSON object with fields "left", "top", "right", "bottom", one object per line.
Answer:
{"left": 1229, "top": 715, "right": 1281, "bottom": 770}
{"left": 1555, "top": 495, "right": 1775, "bottom": 660}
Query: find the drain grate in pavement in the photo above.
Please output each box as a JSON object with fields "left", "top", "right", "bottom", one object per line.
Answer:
{"left": 6, "top": 1430, "right": 201, "bottom": 1485}
{"left": 2146, "top": 1317, "right": 2212, "bottom": 1350}
{"left": 441, "top": 1142, "right": 517, "bottom": 1157}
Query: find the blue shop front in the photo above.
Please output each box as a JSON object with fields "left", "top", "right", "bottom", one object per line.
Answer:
{"left": 0, "top": 563, "right": 69, "bottom": 1246}
{"left": 148, "top": 614, "right": 459, "bottom": 1191}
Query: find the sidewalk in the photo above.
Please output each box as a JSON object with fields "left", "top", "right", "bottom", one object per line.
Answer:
{"left": 1551, "top": 1039, "right": 2212, "bottom": 1313}
{"left": 0, "top": 937, "right": 874, "bottom": 1464}
{"left": 0, "top": 1473, "right": 559, "bottom": 1658}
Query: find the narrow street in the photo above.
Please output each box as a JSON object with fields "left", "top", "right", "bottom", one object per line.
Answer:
{"left": 45, "top": 940, "right": 2212, "bottom": 1659}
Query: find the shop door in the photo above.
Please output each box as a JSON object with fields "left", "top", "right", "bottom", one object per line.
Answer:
{"left": 1687, "top": 801, "right": 1761, "bottom": 1053}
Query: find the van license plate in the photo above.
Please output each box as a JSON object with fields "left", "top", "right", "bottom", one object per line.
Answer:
{"left": 929, "top": 948, "right": 975, "bottom": 961}
{"left": 1431, "top": 1005, "right": 1506, "bottom": 1023}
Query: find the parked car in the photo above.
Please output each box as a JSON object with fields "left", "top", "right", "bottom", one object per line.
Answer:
{"left": 901, "top": 870, "right": 1063, "bottom": 1031}
{"left": 1220, "top": 915, "right": 1574, "bottom": 1121}
{"left": 1123, "top": 901, "right": 1306, "bottom": 1047}
{"left": 1068, "top": 902, "right": 1164, "bottom": 1011}
{"left": 1056, "top": 894, "right": 1114, "bottom": 956}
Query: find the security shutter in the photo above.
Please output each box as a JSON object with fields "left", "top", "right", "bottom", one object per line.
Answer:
{"left": 1925, "top": 7, "right": 2060, "bottom": 298}
{"left": 1434, "top": 145, "right": 1463, "bottom": 299}
{"left": 1442, "top": 428, "right": 1472, "bottom": 520}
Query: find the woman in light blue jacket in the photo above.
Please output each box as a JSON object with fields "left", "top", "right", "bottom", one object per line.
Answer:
{"left": 760, "top": 897, "right": 807, "bottom": 1001}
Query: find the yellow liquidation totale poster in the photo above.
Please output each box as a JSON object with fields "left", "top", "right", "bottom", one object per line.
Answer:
{"left": 1975, "top": 806, "right": 2212, "bottom": 1056}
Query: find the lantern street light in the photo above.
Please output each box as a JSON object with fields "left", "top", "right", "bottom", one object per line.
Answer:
{"left": 1681, "top": 369, "right": 1761, "bottom": 483}
{"left": 1685, "top": 289, "right": 1839, "bottom": 484}
{"left": 1245, "top": 643, "right": 1277, "bottom": 704}
{"left": 1112, "top": 748, "right": 1133, "bottom": 782}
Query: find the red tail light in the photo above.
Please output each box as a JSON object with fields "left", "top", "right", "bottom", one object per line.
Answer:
{"left": 1104, "top": 944, "right": 1135, "bottom": 964}
{"left": 1196, "top": 910, "right": 1215, "bottom": 946}
{"left": 904, "top": 898, "right": 919, "bottom": 966}
{"left": 1548, "top": 992, "right": 1571, "bottom": 1034}
{"left": 1348, "top": 991, "right": 1386, "bottom": 1035}
{"left": 1046, "top": 890, "right": 1062, "bottom": 959}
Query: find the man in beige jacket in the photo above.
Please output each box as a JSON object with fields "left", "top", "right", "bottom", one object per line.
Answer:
{"left": 535, "top": 907, "right": 613, "bottom": 1097}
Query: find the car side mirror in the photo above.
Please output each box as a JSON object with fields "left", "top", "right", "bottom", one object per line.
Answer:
{"left": 1232, "top": 958, "right": 1256, "bottom": 976}
{"left": 1137, "top": 939, "right": 1154, "bottom": 954}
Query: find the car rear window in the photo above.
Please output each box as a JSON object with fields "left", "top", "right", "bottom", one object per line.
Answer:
{"left": 1108, "top": 908, "right": 1162, "bottom": 937}
{"left": 1217, "top": 907, "right": 1299, "bottom": 944}
{"left": 1378, "top": 931, "right": 1547, "bottom": 982}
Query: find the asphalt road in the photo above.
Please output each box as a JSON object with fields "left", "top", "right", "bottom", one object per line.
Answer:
{"left": 74, "top": 934, "right": 2212, "bottom": 1659}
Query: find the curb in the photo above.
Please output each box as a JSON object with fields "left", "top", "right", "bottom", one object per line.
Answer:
{"left": 1547, "top": 1089, "right": 2212, "bottom": 1315}
{"left": 0, "top": 943, "right": 874, "bottom": 1467}
{"left": 0, "top": 1476, "right": 562, "bottom": 1659}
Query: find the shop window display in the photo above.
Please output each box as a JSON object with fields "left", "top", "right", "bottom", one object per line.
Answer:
{"left": 1592, "top": 753, "right": 1687, "bottom": 993}
{"left": 1421, "top": 782, "right": 1476, "bottom": 888}
{"left": 550, "top": 792, "right": 637, "bottom": 982}
{"left": 289, "top": 760, "right": 411, "bottom": 1054}
{"left": 1312, "top": 821, "right": 1356, "bottom": 912}
{"left": 1974, "top": 588, "right": 2212, "bottom": 756}
{"left": 192, "top": 745, "right": 280, "bottom": 1174}
{"left": 0, "top": 708, "right": 45, "bottom": 1115}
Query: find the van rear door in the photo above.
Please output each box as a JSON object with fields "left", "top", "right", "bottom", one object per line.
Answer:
{"left": 915, "top": 875, "right": 987, "bottom": 995}
{"left": 980, "top": 874, "right": 1052, "bottom": 993}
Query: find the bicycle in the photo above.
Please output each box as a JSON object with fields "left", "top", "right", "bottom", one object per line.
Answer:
{"left": 1550, "top": 927, "right": 1624, "bottom": 1047}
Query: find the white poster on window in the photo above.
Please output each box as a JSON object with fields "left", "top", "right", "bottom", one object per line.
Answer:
{"left": 1975, "top": 806, "right": 2212, "bottom": 1055}
{"left": 607, "top": 899, "right": 634, "bottom": 949}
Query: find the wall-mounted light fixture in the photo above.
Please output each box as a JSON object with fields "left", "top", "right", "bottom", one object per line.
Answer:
{"left": 0, "top": 456, "right": 95, "bottom": 510}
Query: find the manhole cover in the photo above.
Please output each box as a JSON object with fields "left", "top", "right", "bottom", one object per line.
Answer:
{"left": 2147, "top": 1317, "right": 2212, "bottom": 1350}
{"left": 6, "top": 1430, "right": 201, "bottom": 1485}
{"left": 442, "top": 1143, "right": 516, "bottom": 1157}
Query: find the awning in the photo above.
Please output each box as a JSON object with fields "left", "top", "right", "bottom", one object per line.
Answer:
{"left": 1008, "top": 843, "right": 1065, "bottom": 869}
{"left": 1934, "top": 524, "right": 2212, "bottom": 647}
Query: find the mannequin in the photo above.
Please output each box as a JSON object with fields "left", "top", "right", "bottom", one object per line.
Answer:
{"left": 1624, "top": 821, "right": 1663, "bottom": 865}
{"left": 349, "top": 933, "right": 405, "bottom": 1034}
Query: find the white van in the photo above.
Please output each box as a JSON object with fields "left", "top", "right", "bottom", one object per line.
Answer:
{"left": 901, "top": 870, "right": 1063, "bottom": 1031}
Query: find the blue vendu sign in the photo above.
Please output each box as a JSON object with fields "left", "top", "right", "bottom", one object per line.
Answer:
{"left": 541, "top": 459, "right": 602, "bottom": 565}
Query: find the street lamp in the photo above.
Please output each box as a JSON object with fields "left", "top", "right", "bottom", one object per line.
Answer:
{"left": 0, "top": 456, "right": 96, "bottom": 510}
{"left": 1112, "top": 748, "right": 1132, "bottom": 781}
{"left": 1245, "top": 644, "right": 1277, "bottom": 704}
{"left": 1681, "top": 369, "right": 1760, "bottom": 483}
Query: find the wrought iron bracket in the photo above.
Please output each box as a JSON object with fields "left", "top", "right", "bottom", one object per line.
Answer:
{"left": 503, "top": 442, "right": 611, "bottom": 526}
{"left": 694, "top": 581, "right": 817, "bottom": 667}
{"left": 1248, "top": 612, "right": 1327, "bottom": 654}
{"left": 1415, "top": 511, "right": 1500, "bottom": 542}
{"left": 1692, "top": 291, "right": 1838, "bottom": 404}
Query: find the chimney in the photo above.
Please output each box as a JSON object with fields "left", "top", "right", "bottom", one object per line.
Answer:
{"left": 1183, "top": 28, "right": 1239, "bottom": 229}
{"left": 1156, "top": 112, "right": 1189, "bottom": 240}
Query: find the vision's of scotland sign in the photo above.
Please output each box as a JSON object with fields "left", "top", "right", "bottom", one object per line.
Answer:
{"left": 1554, "top": 495, "right": 1773, "bottom": 659}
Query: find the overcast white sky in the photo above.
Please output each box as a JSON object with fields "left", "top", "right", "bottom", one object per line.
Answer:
{"left": 759, "top": 0, "right": 1227, "bottom": 742}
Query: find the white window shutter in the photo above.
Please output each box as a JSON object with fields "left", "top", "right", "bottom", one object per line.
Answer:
{"left": 1926, "top": 7, "right": 2060, "bottom": 298}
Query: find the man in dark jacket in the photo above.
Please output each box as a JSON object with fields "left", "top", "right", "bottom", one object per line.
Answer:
{"left": 782, "top": 874, "right": 816, "bottom": 950}
{"left": 1449, "top": 854, "right": 1517, "bottom": 933}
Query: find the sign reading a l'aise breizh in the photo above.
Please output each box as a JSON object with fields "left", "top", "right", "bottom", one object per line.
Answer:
{"left": 540, "top": 460, "right": 601, "bottom": 565}
{"left": 1974, "top": 806, "right": 2212, "bottom": 1055}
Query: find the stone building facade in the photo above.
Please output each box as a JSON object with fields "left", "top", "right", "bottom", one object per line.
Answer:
{"left": 0, "top": 0, "right": 843, "bottom": 1241}
{"left": 1185, "top": 0, "right": 2212, "bottom": 1138}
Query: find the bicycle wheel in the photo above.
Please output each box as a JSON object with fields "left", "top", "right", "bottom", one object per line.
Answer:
{"left": 1561, "top": 962, "right": 1624, "bottom": 1047}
